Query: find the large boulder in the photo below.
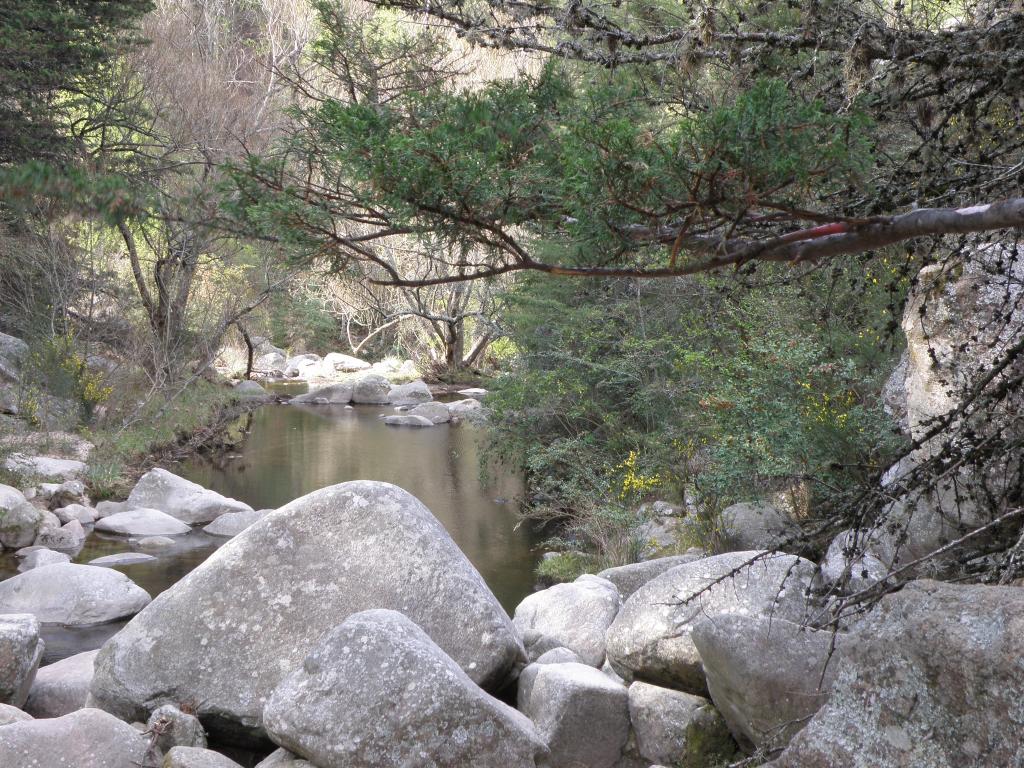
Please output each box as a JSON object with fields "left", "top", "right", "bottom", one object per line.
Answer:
{"left": 382, "top": 414, "right": 435, "bottom": 428}
{"left": 127, "top": 468, "right": 253, "bottom": 524}
{"left": 818, "top": 528, "right": 889, "bottom": 595}
{"left": 54, "top": 502, "right": 98, "bottom": 525}
{"left": 233, "top": 380, "right": 268, "bottom": 398}
{"left": 605, "top": 551, "right": 817, "bottom": 694}
{"left": 0, "top": 563, "right": 151, "bottom": 625}
{"left": 0, "top": 614, "right": 43, "bottom": 707}
{"left": 408, "top": 401, "right": 451, "bottom": 424}
{"left": 692, "top": 615, "right": 841, "bottom": 753}
{"left": 283, "top": 354, "right": 321, "bottom": 379}
{"left": 18, "top": 547, "right": 71, "bottom": 571}
{"left": 256, "top": 749, "right": 314, "bottom": 767}
{"left": 627, "top": 682, "right": 735, "bottom": 767}
{"left": 24, "top": 649, "right": 98, "bottom": 718}
{"left": 320, "top": 352, "right": 370, "bottom": 373}
{"left": 264, "top": 610, "right": 546, "bottom": 768}
{"left": 513, "top": 574, "right": 620, "bottom": 666}
{"left": 96, "top": 508, "right": 192, "bottom": 536}
{"left": 771, "top": 580, "right": 1024, "bottom": 768}
{"left": 0, "top": 484, "right": 44, "bottom": 549}
{"left": 2, "top": 454, "right": 87, "bottom": 482}
{"left": 717, "top": 502, "right": 797, "bottom": 553}
{"left": 34, "top": 518, "right": 87, "bottom": 550}
{"left": 350, "top": 374, "right": 392, "bottom": 404}
{"left": 290, "top": 382, "right": 353, "bottom": 404}
{"left": 0, "top": 331, "right": 28, "bottom": 383}
{"left": 598, "top": 553, "right": 703, "bottom": 599}
{"left": 90, "top": 481, "right": 525, "bottom": 745}
{"left": 38, "top": 479, "right": 89, "bottom": 509}
{"left": 202, "top": 508, "right": 267, "bottom": 537}
{"left": 388, "top": 380, "right": 432, "bottom": 406}
{"left": 0, "top": 707, "right": 153, "bottom": 768}
{"left": 517, "top": 661, "right": 630, "bottom": 768}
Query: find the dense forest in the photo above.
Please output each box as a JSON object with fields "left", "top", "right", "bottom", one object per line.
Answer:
{"left": 0, "top": 1, "right": 1022, "bottom": 767}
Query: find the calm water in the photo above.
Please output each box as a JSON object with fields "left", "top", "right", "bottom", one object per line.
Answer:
{"left": 0, "top": 400, "right": 540, "bottom": 664}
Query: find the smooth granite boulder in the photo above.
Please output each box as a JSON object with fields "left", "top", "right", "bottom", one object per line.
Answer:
{"left": 350, "top": 374, "right": 392, "bottom": 404}
{"left": 0, "top": 614, "right": 43, "bottom": 707}
{"left": 163, "top": 746, "right": 244, "bottom": 767}
{"left": 90, "top": 481, "right": 525, "bottom": 745}
{"left": 24, "top": 649, "right": 98, "bottom": 718}
{"left": 597, "top": 553, "right": 703, "bottom": 599}
{"left": 0, "top": 707, "right": 152, "bottom": 768}
{"left": 264, "top": 610, "right": 547, "bottom": 768}
{"left": 96, "top": 508, "right": 191, "bottom": 536}
{"left": 290, "top": 383, "right": 353, "bottom": 404}
{"left": 605, "top": 551, "right": 817, "bottom": 693}
{"left": 0, "top": 483, "right": 44, "bottom": 549}
{"left": 127, "top": 468, "right": 252, "bottom": 525}
{"left": 0, "top": 563, "right": 151, "bottom": 625}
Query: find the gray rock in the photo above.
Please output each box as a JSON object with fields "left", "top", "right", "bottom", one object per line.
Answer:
{"left": 320, "top": 352, "right": 370, "bottom": 373}
{"left": 2, "top": 454, "right": 88, "bottom": 482}
{"left": 0, "top": 702, "right": 32, "bottom": 725}
{"left": 457, "top": 387, "right": 488, "bottom": 398}
{"left": 818, "top": 529, "right": 889, "bottom": 595}
{"left": 351, "top": 374, "right": 392, "bottom": 404}
{"left": 514, "top": 574, "right": 620, "bottom": 666}
{"left": 518, "top": 661, "right": 630, "bottom": 768}
{"left": 382, "top": 414, "right": 435, "bottom": 427}
{"left": 96, "top": 508, "right": 192, "bottom": 536}
{"left": 255, "top": 748, "right": 315, "bottom": 767}
{"left": 95, "top": 499, "right": 129, "bottom": 518}
{"left": 290, "top": 383, "right": 353, "bottom": 404}
{"left": 770, "top": 580, "right": 1024, "bottom": 768}
{"left": 34, "top": 518, "right": 87, "bottom": 549}
{"left": 55, "top": 502, "right": 98, "bottom": 525}
{"left": 233, "top": 380, "right": 268, "bottom": 397}
{"left": 0, "top": 483, "right": 43, "bottom": 549}
{"left": 447, "top": 397, "right": 483, "bottom": 415}
{"left": 0, "top": 614, "right": 43, "bottom": 707}
{"left": 90, "top": 481, "right": 525, "bottom": 745}
{"left": 718, "top": 502, "right": 797, "bottom": 553}
{"left": 40, "top": 479, "right": 89, "bottom": 509}
{"left": 605, "top": 551, "right": 817, "bottom": 693}
{"left": 163, "top": 746, "right": 243, "bottom": 767}
{"left": 256, "top": 351, "right": 287, "bottom": 374}
{"left": 0, "top": 707, "right": 152, "bottom": 768}
{"left": 536, "top": 647, "right": 582, "bottom": 665}
{"left": 264, "top": 610, "right": 547, "bottom": 768}
{"left": 18, "top": 547, "right": 71, "bottom": 571}
{"left": 0, "top": 563, "right": 151, "bottom": 625}
{"left": 408, "top": 401, "right": 451, "bottom": 424}
{"left": 598, "top": 553, "right": 703, "bottom": 599}
{"left": 283, "top": 354, "right": 321, "bottom": 379}
{"left": 24, "top": 649, "right": 98, "bottom": 718}
{"left": 0, "top": 332, "right": 28, "bottom": 382}
{"left": 127, "top": 468, "right": 253, "bottom": 524}
{"left": 136, "top": 535, "right": 176, "bottom": 551}
{"left": 148, "top": 704, "right": 207, "bottom": 752}
{"left": 388, "top": 379, "right": 432, "bottom": 406}
{"left": 202, "top": 509, "right": 266, "bottom": 537}
{"left": 627, "top": 682, "right": 735, "bottom": 767}
{"left": 692, "top": 615, "right": 841, "bottom": 753}
{"left": 89, "top": 552, "right": 159, "bottom": 566}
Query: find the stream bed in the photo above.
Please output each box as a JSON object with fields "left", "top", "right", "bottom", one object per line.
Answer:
{"left": 0, "top": 398, "right": 541, "bottom": 664}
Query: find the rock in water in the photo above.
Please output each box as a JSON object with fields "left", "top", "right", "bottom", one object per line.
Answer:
{"left": 90, "top": 481, "right": 525, "bottom": 745}
{"left": 264, "top": 610, "right": 547, "bottom": 768}
{"left": 0, "top": 707, "right": 152, "bottom": 768}
{"left": 127, "top": 468, "right": 252, "bottom": 524}
{"left": 24, "top": 649, "right": 98, "bottom": 718}
{"left": 513, "top": 574, "right": 620, "bottom": 666}
{"left": 96, "top": 508, "right": 192, "bottom": 536}
{"left": 604, "top": 551, "right": 816, "bottom": 694}
{"left": 0, "top": 563, "right": 151, "bottom": 625}
{"left": 382, "top": 414, "right": 435, "bottom": 427}
{"left": 0, "top": 614, "right": 43, "bottom": 707}
{"left": 770, "top": 580, "right": 1024, "bottom": 768}
{"left": 290, "top": 383, "right": 353, "bottom": 404}
{"left": 202, "top": 509, "right": 267, "bottom": 537}
{"left": 351, "top": 374, "right": 392, "bottom": 404}
{"left": 388, "top": 380, "right": 432, "bottom": 406}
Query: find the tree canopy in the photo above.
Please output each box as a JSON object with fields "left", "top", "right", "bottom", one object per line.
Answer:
{"left": 229, "top": 0, "right": 1024, "bottom": 286}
